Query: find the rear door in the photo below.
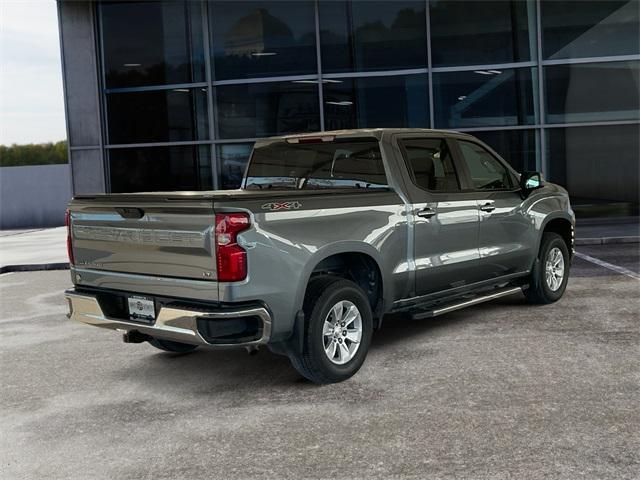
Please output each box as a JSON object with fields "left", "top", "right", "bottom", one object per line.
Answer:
{"left": 395, "top": 134, "right": 482, "bottom": 296}
{"left": 451, "top": 139, "right": 534, "bottom": 279}
{"left": 69, "top": 196, "right": 217, "bottom": 280}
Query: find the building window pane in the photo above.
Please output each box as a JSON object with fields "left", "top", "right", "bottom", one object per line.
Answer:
{"left": 215, "top": 82, "right": 319, "bottom": 139}
{"left": 546, "top": 124, "right": 639, "bottom": 203}
{"left": 323, "top": 74, "right": 429, "bottom": 130}
{"left": 108, "top": 145, "right": 212, "bottom": 193}
{"left": 319, "top": 1, "right": 427, "bottom": 73}
{"left": 433, "top": 68, "right": 537, "bottom": 129}
{"left": 209, "top": 1, "right": 317, "bottom": 80}
{"left": 218, "top": 143, "right": 254, "bottom": 189}
{"left": 472, "top": 129, "right": 539, "bottom": 173}
{"left": 542, "top": 0, "right": 640, "bottom": 60}
{"left": 544, "top": 61, "right": 640, "bottom": 124}
{"left": 430, "top": 1, "right": 536, "bottom": 67}
{"left": 106, "top": 88, "right": 209, "bottom": 145}
{"left": 100, "top": 1, "right": 205, "bottom": 88}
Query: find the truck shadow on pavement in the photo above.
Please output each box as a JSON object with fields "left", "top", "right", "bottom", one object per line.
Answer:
{"left": 112, "top": 294, "right": 533, "bottom": 393}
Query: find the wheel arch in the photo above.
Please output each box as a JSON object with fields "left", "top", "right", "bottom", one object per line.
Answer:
{"left": 294, "top": 243, "right": 387, "bottom": 328}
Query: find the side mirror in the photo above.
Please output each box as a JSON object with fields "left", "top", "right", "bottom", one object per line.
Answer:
{"left": 520, "top": 171, "right": 543, "bottom": 193}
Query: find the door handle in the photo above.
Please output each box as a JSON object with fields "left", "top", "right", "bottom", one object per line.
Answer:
{"left": 480, "top": 201, "right": 495, "bottom": 212}
{"left": 417, "top": 207, "right": 437, "bottom": 218}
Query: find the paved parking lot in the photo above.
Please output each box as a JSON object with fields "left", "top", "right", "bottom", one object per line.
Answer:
{"left": 1, "top": 244, "right": 638, "bottom": 479}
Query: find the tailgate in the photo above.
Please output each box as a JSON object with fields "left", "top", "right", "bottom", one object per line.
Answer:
{"left": 69, "top": 196, "right": 217, "bottom": 280}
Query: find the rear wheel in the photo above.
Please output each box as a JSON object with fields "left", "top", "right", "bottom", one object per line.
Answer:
{"left": 289, "top": 276, "right": 373, "bottom": 384}
{"left": 525, "top": 232, "right": 570, "bottom": 304}
{"left": 148, "top": 337, "right": 198, "bottom": 353}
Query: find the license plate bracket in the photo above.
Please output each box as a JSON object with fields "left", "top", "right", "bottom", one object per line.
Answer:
{"left": 127, "top": 295, "right": 156, "bottom": 323}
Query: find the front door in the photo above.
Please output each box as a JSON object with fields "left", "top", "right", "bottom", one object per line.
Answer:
{"left": 453, "top": 139, "right": 535, "bottom": 279}
{"left": 396, "top": 136, "right": 483, "bottom": 296}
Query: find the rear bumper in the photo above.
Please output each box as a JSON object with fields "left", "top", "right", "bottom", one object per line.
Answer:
{"left": 65, "top": 290, "right": 271, "bottom": 348}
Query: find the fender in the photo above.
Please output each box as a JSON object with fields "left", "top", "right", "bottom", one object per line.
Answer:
{"left": 292, "top": 241, "right": 390, "bottom": 323}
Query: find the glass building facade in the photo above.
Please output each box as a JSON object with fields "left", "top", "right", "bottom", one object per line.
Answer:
{"left": 61, "top": 0, "right": 640, "bottom": 203}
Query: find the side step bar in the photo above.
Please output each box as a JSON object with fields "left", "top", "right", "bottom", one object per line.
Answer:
{"left": 411, "top": 286, "right": 523, "bottom": 320}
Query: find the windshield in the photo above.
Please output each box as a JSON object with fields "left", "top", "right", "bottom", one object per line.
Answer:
{"left": 244, "top": 138, "right": 388, "bottom": 190}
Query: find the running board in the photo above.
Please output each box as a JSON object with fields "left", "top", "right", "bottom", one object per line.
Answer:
{"left": 411, "top": 286, "right": 523, "bottom": 320}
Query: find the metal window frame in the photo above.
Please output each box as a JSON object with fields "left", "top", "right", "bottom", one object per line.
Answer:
{"left": 87, "top": 0, "right": 640, "bottom": 193}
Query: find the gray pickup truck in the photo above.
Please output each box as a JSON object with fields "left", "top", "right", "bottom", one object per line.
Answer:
{"left": 65, "top": 128, "right": 574, "bottom": 383}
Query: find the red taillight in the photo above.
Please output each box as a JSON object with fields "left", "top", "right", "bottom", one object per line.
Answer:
{"left": 65, "top": 208, "right": 74, "bottom": 266}
{"left": 215, "top": 213, "right": 250, "bottom": 282}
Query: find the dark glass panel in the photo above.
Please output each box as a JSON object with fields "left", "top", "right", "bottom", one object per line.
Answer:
{"left": 430, "top": 1, "right": 535, "bottom": 67}
{"left": 217, "top": 143, "right": 254, "bottom": 189}
{"left": 472, "top": 129, "right": 538, "bottom": 173}
{"left": 433, "top": 68, "right": 537, "bottom": 128}
{"left": 245, "top": 139, "right": 387, "bottom": 190}
{"left": 546, "top": 125, "right": 639, "bottom": 203}
{"left": 209, "top": 1, "right": 316, "bottom": 80}
{"left": 100, "top": 1, "right": 204, "bottom": 88}
{"left": 542, "top": 0, "right": 640, "bottom": 59}
{"left": 108, "top": 145, "right": 212, "bottom": 193}
{"left": 319, "top": 1, "right": 427, "bottom": 73}
{"left": 399, "top": 138, "right": 460, "bottom": 191}
{"left": 458, "top": 140, "right": 514, "bottom": 190}
{"left": 106, "top": 88, "right": 208, "bottom": 144}
{"left": 323, "top": 75, "right": 429, "bottom": 130}
{"left": 215, "top": 82, "right": 319, "bottom": 139}
{"left": 544, "top": 61, "right": 640, "bottom": 124}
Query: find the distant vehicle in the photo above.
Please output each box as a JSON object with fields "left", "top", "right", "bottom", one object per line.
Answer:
{"left": 65, "top": 129, "right": 574, "bottom": 383}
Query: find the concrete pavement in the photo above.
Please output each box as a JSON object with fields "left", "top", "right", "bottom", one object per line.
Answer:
{"left": 1, "top": 245, "right": 639, "bottom": 479}
{"left": 0, "top": 227, "right": 67, "bottom": 273}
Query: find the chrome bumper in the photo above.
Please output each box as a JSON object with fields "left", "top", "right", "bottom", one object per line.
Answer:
{"left": 65, "top": 290, "right": 271, "bottom": 348}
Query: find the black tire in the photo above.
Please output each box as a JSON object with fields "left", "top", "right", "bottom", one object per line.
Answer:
{"left": 148, "top": 337, "right": 199, "bottom": 353}
{"left": 289, "top": 276, "right": 373, "bottom": 384}
{"left": 524, "top": 232, "right": 570, "bottom": 304}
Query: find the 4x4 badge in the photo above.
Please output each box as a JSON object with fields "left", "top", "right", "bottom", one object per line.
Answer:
{"left": 261, "top": 201, "right": 302, "bottom": 211}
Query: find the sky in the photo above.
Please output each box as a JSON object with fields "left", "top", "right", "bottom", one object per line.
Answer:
{"left": 0, "top": 0, "right": 66, "bottom": 145}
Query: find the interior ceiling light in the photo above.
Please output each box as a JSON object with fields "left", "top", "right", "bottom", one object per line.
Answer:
{"left": 458, "top": 95, "right": 467, "bottom": 101}
{"left": 123, "top": 63, "right": 141, "bottom": 67}
{"left": 251, "top": 52, "right": 277, "bottom": 57}
{"left": 473, "top": 70, "right": 493, "bottom": 75}
{"left": 325, "top": 101, "right": 353, "bottom": 106}
{"left": 487, "top": 70, "right": 503, "bottom": 74}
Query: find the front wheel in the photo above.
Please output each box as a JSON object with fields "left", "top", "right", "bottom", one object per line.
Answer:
{"left": 524, "top": 232, "right": 570, "bottom": 304}
{"left": 289, "top": 276, "right": 373, "bottom": 384}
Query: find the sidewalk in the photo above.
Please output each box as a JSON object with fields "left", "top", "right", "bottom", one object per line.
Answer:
{"left": 0, "top": 218, "right": 638, "bottom": 273}
{"left": 0, "top": 227, "right": 68, "bottom": 273}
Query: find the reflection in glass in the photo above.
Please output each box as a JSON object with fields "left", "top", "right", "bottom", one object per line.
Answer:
{"left": 430, "top": 0, "right": 536, "bottom": 67}
{"left": 209, "top": 1, "right": 316, "bottom": 80}
{"left": 218, "top": 143, "right": 254, "bottom": 189}
{"left": 106, "top": 88, "right": 209, "bottom": 145}
{"left": 542, "top": 0, "right": 640, "bottom": 59}
{"left": 473, "top": 129, "right": 538, "bottom": 173}
{"left": 433, "top": 68, "right": 537, "bottom": 128}
{"left": 216, "top": 82, "right": 319, "bottom": 139}
{"left": 544, "top": 61, "right": 640, "bottom": 124}
{"left": 546, "top": 125, "right": 639, "bottom": 203}
{"left": 100, "top": 1, "right": 204, "bottom": 88}
{"left": 323, "top": 75, "right": 429, "bottom": 130}
{"left": 319, "top": 1, "right": 427, "bottom": 73}
{"left": 109, "top": 146, "right": 212, "bottom": 193}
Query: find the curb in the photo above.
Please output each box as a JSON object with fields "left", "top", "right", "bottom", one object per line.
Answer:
{"left": 575, "top": 236, "right": 639, "bottom": 246}
{"left": 0, "top": 263, "right": 69, "bottom": 275}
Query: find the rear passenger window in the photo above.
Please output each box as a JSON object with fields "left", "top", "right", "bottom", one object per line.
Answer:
{"left": 400, "top": 138, "right": 460, "bottom": 191}
{"left": 458, "top": 141, "right": 513, "bottom": 190}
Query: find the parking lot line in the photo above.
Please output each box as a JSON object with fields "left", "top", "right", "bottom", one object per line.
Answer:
{"left": 574, "top": 251, "right": 640, "bottom": 280}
